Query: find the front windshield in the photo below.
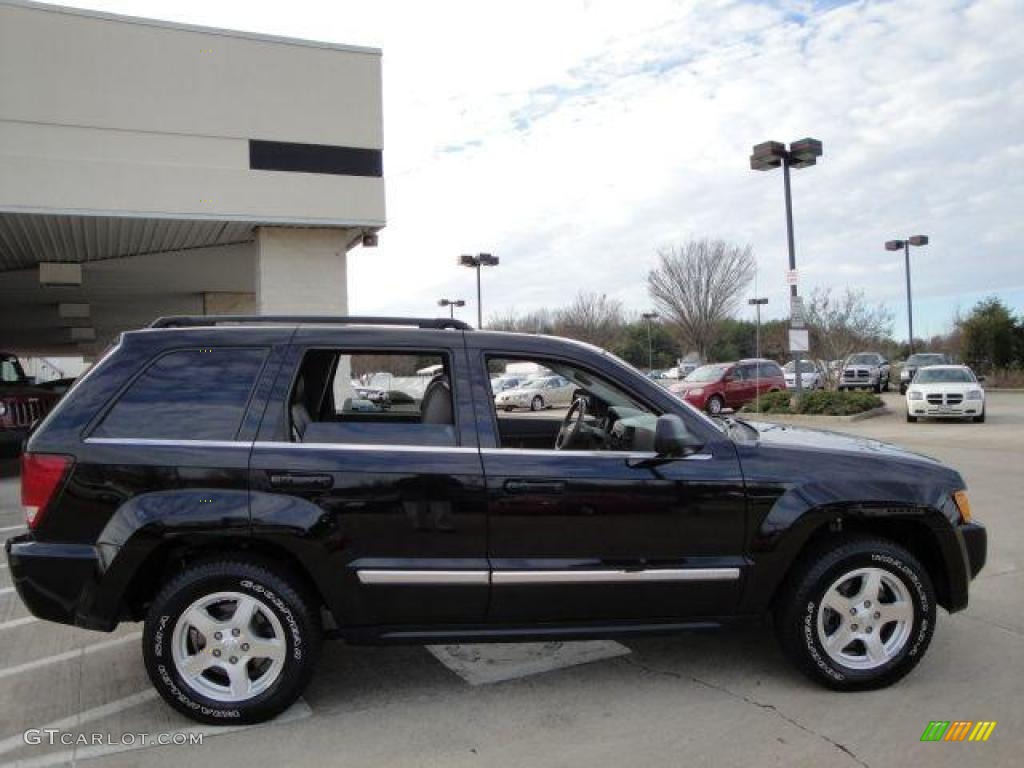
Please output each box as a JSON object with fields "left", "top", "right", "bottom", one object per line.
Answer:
{"left": 522, "top": 377, "right": 549, "bottom": 389}
{"left": 784, "top": 360, "right": 816, "bottom": 373}
{"left": 914, "top": 368, "right": 975, "bottom": 384}
{"left": 685, "top": 364, "right": 729, "bottom": 383}
{"left": 848, "top": 354, "right": 880, "bottom": 365}
{"left": 906, "top": 354, "right": 946, "bottom": 366}
{"left": 0, "top": 355, "right": 27, "bottom": 384}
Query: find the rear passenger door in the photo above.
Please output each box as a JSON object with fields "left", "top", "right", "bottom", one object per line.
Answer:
{"left": 249, "top": 329, "right": 488, "bottom": 628}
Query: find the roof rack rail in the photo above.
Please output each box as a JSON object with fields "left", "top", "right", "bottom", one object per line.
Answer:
{"left": 149, "top": 315, "right": 473, "bottom": 331}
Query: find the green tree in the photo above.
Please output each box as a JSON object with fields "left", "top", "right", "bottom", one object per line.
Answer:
{"left": 611, "top": 318, "right": 679, "bottom": 369}
{"left": 959, "top": 297, "right": 1018, "bottom": 371}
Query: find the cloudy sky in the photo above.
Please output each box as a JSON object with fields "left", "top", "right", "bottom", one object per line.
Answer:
{"left": 72, "top": 0, "right": 1023, "bottom": 338}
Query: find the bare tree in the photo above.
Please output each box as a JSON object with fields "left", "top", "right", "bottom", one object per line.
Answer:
{"left": 647, "top": 239, "right": 756, "bottom": 360}
{"left": 805, "top": 287, "right": 894, "bottom": 381}
{"left": 553, "top": 292, "right": 625, "bottom": 348}
{"left": 487, "top": 308, "right": 556, "bottom": 334}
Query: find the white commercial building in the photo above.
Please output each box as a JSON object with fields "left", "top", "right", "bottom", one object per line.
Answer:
{"left": 0, "top": 0, "right": 384, "bottom": 358}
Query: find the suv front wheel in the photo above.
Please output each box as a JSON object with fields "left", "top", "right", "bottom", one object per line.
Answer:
{"left": 775, "top": 536, "right": 935, "bottom": 690}
{"left": 143, "top": 559, "right": 321, "bottom": 724}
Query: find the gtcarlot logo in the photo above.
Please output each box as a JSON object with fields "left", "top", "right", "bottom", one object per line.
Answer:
{"left": 23, "top": 729, "right": 204, "bottom": 747}
{"left": 920, "top": 721, "right": 997, "bottom": 742}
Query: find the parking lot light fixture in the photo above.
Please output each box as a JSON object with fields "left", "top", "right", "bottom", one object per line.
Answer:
{"left": 750, "top": 137, "right": 823, "bottom": 398}
{"left": 885, "top": 235, "right": 928, "bottom": 355}
{"left": 437, "top": 298, "right": 466, "bottom": 319}
{"left": 641, "top": 312, "right": 658, "bottom": 372}
{"left": 458, "top": 253, "right": 500, "bottom": 327}
{"left": 748, "top": 298, "right": 768, "bottom": 410}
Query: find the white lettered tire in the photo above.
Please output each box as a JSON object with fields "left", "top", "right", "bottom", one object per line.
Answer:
{"left": 143, "top": 559, "right": 321, "bottom": 724}
{"left": 775, "top": 536, "right": 935, "bottom": 690}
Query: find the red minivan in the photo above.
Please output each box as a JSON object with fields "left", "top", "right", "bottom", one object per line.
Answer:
{"left": 668, "top": 358, "right": 786, "bottom": 415}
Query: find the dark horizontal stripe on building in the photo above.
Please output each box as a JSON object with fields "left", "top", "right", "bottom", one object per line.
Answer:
{"left": 249, "top": 139, "right": 382, "bottom": 177}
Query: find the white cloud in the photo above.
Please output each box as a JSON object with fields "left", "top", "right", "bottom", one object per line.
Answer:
{"left": 69, "top": 0, "right": 1024, "bottom": 335}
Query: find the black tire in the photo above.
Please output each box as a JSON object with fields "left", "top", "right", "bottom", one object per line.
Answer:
{"left": 973, "top": 409, "right": 985, "bottom": 423}
{"left": 774, "top": 536, "right": 935, "bottom": 691}
{"left": 143, "top": 559, "right": 322, "bottom": 725}
{"left": 899, "top": 384, "right": 907, "bottom": 395}
{"left": 530, "top": 395, "right": 544, "bottom": 411}
{"left": 906, "top": 413, "right": 917, "bottom": 423}
{"left": 706, "top": 395, "right": 724, "bottom": 415}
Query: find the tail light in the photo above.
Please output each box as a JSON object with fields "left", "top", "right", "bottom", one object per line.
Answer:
{"left": 21, "top": 453, "right": 73, "bottom": 530}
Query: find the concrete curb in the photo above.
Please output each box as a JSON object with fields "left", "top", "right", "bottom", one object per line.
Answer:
{"left": 742, "top": 405, "right": 890, "bottom": 425}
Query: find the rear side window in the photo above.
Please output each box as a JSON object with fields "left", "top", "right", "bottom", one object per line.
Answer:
{"left": 94, "top": 348, "right": 268, "bottom": 440}
{"left": 758, "top": 362, "right": 784, "bottom": 377}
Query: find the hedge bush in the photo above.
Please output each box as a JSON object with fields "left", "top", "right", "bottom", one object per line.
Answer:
{"left": 742, "top": 389, "right": 883, "bottom": 416}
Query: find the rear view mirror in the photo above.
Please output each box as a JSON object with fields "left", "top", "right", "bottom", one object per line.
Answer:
{"left": 654, "top": 414, "right": 703, "bottom": 457}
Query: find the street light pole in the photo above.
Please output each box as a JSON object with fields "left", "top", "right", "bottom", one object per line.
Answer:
{"left": 748, "top": 298, "right": 768, "bottom": 411}
{"left": 438, "top": 298, "right": 466, "bottom": 319}
{"left": 458, "top": 253, "right": 499, "bottom": 328}
{"left": 750, "top": 138, "right": 823, "bottom": 400}
{"left": 885, "top": 236, "right": 928, "bottom": 355}
{"left": 641, "top": 312, "right": 658, "bottom": 372}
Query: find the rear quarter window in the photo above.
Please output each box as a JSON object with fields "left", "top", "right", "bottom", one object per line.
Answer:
{"left": 93, "top": 347, "right": 268, "bottom": 440}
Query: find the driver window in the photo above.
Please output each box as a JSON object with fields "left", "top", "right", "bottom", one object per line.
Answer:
{"left": 486, "top": 356, "right": 658, "bottom": 452}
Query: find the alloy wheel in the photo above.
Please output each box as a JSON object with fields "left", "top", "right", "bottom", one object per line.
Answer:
{"left": 815, "top": 567, "right": 914, "bottom": 670}
{"left": 171, "top": 591, "right": 287, "bottom": 703}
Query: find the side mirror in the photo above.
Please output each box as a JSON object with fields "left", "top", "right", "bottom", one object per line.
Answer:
{"left": 977, "top": 375, "right": 986, "bottom": 383}
{"left": 654, "top": 414, "right": 703, "bottom": 457}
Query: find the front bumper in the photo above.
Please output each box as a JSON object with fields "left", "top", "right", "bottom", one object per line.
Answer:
{"left": 5, "top": 535, "right": 114, "bottom": 630}
{"left": 0, "top": 427, "right": 28, "bottom": 454}
{"left": 907, "top": 400, "right": 984, "bottom": 418}
{"left": 960, "top": 522, "right": 987, "bottom": 579}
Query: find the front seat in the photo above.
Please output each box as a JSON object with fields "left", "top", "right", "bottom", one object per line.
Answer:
{"left": 420, "top": 375, "right": 453, "bottom": 424}
{"left": 291, "top": 377, "right": 312, "bottom": 441}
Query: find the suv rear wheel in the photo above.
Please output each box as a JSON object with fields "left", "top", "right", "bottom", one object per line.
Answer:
{"left": 774, "top": 536, "right": 935, "bottom": 690}
{"left": 143, "top": 559, "right": 321, "bottom": 724}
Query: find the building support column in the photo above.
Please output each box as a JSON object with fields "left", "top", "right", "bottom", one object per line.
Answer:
{"left": 255, "top": 227, "right": 353, "bottom": 315}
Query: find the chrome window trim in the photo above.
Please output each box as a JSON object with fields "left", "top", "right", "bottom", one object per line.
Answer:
{"left": 84, "top": 437, "right": 712, "bottom": 460}
{"left": 480, "top": 447, "right": 713, "bottom": 460}
{"left": 357, "top": 570, "right": 489, "bottom": 585}
{"left": 259, "top": 440, "right": 479, "bottom": 454}
{"left": 85, "top": 437, "right": 252, "bottom": 449}
{"left": 491, "top": 568, "right": 740, "bottom": 584}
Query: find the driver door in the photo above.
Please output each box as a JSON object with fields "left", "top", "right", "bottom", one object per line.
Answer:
{"left": 473, "top": 351, "right": 747, "bottom": 624}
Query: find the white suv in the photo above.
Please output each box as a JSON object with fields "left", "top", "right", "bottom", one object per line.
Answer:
{"left": 906, "top": 365, "right": 985, "bottom": 423}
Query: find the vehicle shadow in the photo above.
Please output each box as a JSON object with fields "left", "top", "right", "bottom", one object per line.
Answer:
{"left": 304, "top": 621, "right": 805, "bottom": 715}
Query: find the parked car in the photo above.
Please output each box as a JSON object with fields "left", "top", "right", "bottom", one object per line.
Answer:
{"left": 494, "top": 374, "right": 575, "bottom": 411}
{"left": 783, "top": 359, "right": 826, "bottom": 390}
{"left": 7, "top": 316, "right": 986, "bottom": 724}
{"left": 906, "top": 365, "right": 985, "bottom": 423}
{"left": 0, "top": 352, "right": 61, "bottom": 457}
{"left": 490, "top": 374, "right": 528, "bottom": 393}
{"left": 670, "top": 359, "right": 786, "bottom": 415}
{"left": 898, "top": 353, "right": 950, "bottom": 394}
{"left": 839, "top": 353, "right": 891, "bottom": 393}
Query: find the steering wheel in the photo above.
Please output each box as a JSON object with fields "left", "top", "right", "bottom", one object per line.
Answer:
{"left": 555, "top": 397, "right": 588, "bottom": 450}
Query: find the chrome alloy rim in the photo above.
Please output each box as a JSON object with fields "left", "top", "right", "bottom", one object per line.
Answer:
{"left": 171, "top": 591, "right": 287, "bottom": 703}
{"left": 816, "top": 567, "right": 914, "bottom": 670}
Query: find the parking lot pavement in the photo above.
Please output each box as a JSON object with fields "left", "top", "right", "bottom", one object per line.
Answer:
{"left": 0, "top": 393, "right": 1021, "bottom": 767}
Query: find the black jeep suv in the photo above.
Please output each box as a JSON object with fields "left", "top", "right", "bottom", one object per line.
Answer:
{"left": 7, "top": 316, "right": 986, "bottom": 724}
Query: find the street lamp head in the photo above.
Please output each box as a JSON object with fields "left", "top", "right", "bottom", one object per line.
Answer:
{"left": 750, "top": 140, "right": 786, "bottom": 171}
{"left": 789, "top": 137, "right": 823, "bottom": 169}
{"left": 748, "top": 298, "right": 769, "bottom": 306}
{"left": 908, "top": 235, "right": 929, "bottom": 247}
{"left": 641, "top": 312, "right": 658, "bottom": 321}
{"left": 477, "top": 253, "right": 499, "bottom": 267}
{"left": 458, "top": 254, "right": 478, "bottom": 268}
{"left": 884, "top": 240, "right": 905, "bottom": 251}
